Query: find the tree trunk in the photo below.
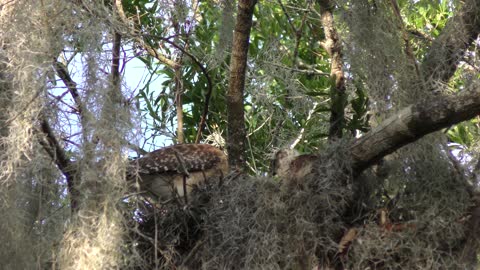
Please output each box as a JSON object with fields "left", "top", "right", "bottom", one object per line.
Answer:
{"left": 226, "top": 0, "right": 257, "bottom": 171}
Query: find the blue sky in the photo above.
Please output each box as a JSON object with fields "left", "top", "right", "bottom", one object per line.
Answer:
{"left": 54, "top": 45, "right": 170, "bottom": 156}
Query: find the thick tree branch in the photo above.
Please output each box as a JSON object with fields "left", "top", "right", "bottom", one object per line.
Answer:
{"left": 39, "top": 118, "right": 79, "bottom": 211}
{"left": 351, "top": 90, "right": 480, "bottom": 175}
{"left": 421, "top": 0, "right": 480, "bottom": 84}
{"left": 226, "top": 0, "right": 257, "bottom": 171}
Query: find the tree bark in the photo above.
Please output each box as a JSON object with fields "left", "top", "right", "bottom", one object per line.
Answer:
{"left": 226, "top": 0, "right": 257, "bottom": 171}
{"left": 318, "top": 0, "right": 347, "bottom": 140}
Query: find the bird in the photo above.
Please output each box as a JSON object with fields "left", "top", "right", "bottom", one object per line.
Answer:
{"left": 128, "top": 144, "right": 228, "bottom": 202}
{"left": 272, "top": 149, "right": 317, "bottom": 188}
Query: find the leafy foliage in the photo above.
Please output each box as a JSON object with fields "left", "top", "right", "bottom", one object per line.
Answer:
{"left": 132, "top": 0, "right": 372, "bottom": 172}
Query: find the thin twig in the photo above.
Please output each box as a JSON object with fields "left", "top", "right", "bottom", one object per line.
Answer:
{"left": 262, "top": 61, "right": 329, "bottom": 76}
{"left": 172, "top": 16, "right": 185, "bottom": 143}
{"left": 277, "top": 0, "right": 296, "bottom": 34}
{"left": 53, "top": 61, "right": 84, "bottom": 116}
{"left": 248, "top": 114, "right": 272, "bottom": 136}
{"left": 390, "top": 0, "right": 421, "bottom": 79}
{"left": 144, "top": 35, "right": 214, "bottom": 143}
{"left": 290, "top": 102, "right": 318, "bottom": 149}
{"left": 114, "top": 1, "right": 211, "bottom": 143}
{"left": 115, "top": 0, "right": 179, "bottom": 69}
{"left": 48, "top": 91, "right": 77, "bottom": 112}
{"left": 53, "top": 60, "right": 90, "bottom": 145}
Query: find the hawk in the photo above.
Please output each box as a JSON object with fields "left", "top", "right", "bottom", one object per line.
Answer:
{"left": 272, "top": 149, "right": 317, "bottom": 187}
{"left": 129, "top": 144, "right": 228, "bottom": 202}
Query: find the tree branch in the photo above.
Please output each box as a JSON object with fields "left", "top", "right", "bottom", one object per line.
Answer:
{"left": 111, "top": 31, "right": 121, "bottom": 93}
{"left": 147, "top": 35, "right": 214, "bottom": 144}
{"left": 351, "top": 0, "right": 480, "bottom": 174}
{"left": 53, "top": 61, "right": 84, "bottom": 116}
{"left": 114, "top": 0, "right": 179, "bottom": 69}
{"left": 141, "top": 34, "right": 214, "bottom": 144}
{"left": 351, "top": 89, "right": 480, "bottom": 175}
{"left": 172, "top": 17, "right": 185, "bottom": 144}
{"left": 174, "top": 64, "right": 185, "bottom": 143}
{"left": 38, "top": 117, "right": 79, "bottom": 211}
{"left": 318, "top": 0, "right": 347, "bottom": 140}
{"left": 53, "top": 60, "right": 90, "bottom": 145}
{"left": 421, "top": 0, "right": 480, "bottom": 84}
{"left": 390, "top": 0, "right": 421, "bottom": 79}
